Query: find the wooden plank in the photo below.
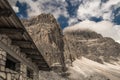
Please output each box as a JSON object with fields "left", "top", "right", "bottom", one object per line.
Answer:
{"left": 27, "top": 54, "right": 42, "bottom": 57}
{"left": 29, "top": 56, "right": 44, "bottom": 60}
{"left": 0, "top": 40, "right": 39, "bottom": 72}
{"left": 38, "top": 66, "right": 49, "bottom": 68}
{"left": 33, "top": 56, "right": 46, "bottom": 60}
{"left": 32, "top": 57, "right": 45, "bottom": 62}
{"left": 0, "top": 27, "right": 24, "bottom": 34}
{"left": 32, "top": 59, "right": 44, "bottom": 62}
{"left": 32, "top": 57, "right": 44, "bottom": 61}
{"left": 34, "top": 62, "right": 50, "bottom": 71}
{"left": 0, "top": 9, "right": 12, "bottom": 17}
{"left": 12, "top": 40, "right": 32, "bottom": 45}
{"left": 34, "top": 62, "right": 48, "bottom": 66}
{"left": 20, "top": 48, "right": 39, "bottom": 53}
{"left": 27, "top": 54, "right": 45, "bottom": 61}
{"left": 38, "top": 64, "right": 49, "bottom": 67}
{"left": 39, "top": 67, "right": 51, "bottom": 71}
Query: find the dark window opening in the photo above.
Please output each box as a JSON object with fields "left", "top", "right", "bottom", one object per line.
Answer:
{"left": 27, "top": 68, "right": 33, "bottom": 79}
{"left": 5, "top": 54, "right": 20, "bottom": 72}
{"left": 6, "top": 59, "right": 16, "bottom": 71}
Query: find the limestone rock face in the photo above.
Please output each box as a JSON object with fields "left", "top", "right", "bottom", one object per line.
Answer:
{"left": 64, "top": 29, "right": 120, "bottom": 64}
{"left": 22, "top": 13, "right": 120, "bottom": 68}
{"left": 21, "top": 14, "right": 120, "bottom": 80}
{"left": 22, "top": 14, "right": 65, "bottom": 70}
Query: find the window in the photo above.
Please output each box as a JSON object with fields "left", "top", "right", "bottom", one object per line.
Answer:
{"left": 5, "top": 54, "right": 20, "bottom": 72}
{"left": 6, "top": 59, "right": 16, "bottom": 71}
{"left": 27, "top": 68, "right": 33, "bottom": 79}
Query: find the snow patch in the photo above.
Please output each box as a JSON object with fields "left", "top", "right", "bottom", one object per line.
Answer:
{"left": 68, "top": 57, "right": 120, "bottom": 80}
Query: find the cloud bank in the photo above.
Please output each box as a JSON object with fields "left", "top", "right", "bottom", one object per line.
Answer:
{"left": 66, "top": 0, "right": 120, "bottom": 43}
{"left": 8, "top": 0, "right": 69, "bottom": 19}
{"left": 64, "top": 20, "right": 120, "bottom": 43}
{"left": 8, "top": 0, "right": 120, "bottom": 42}
{"left": 8, "top": 0, "right": 120, "bottom": 22}
{"left": 77, "top": 0, "right": 120, "bottom": 21}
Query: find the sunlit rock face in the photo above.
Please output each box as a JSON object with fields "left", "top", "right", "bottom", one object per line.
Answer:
{"left": 68, "top": 57, "right": 120, "bottom": 80}
{"left": 22, "top": 13, "right": 120, "bottom": 80}
{"left": 22, "top": 14, "right": 65, "bottom": 71}
{"left": 64, "top": 29, "right": 120, "bottom": 64}
{"left": 63, "top": 29, "right": 120, "bottom": 80}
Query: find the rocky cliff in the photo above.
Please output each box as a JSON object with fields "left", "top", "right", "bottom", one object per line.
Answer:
{"left": 63, "top": 29, "right": 120, "bottom": 64}
{"left": 22, "top": 14, "right": 65, "bottom": 71}
{"left": 22, "top": 14, "right": 120, "bottom": 80}
{"left": 63, "top": 29, "right": 120, "bottom": 80}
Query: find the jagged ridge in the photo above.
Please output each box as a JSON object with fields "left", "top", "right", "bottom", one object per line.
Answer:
{"left": 22, "top": 13, "right": 120, "bottom": 80}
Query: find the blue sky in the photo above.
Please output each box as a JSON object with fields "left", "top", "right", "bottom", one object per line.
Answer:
{"left": 9, "top": 0, "right": 120, "bottom": 42}
{"left": 9, "top": 0, "right": 120, "bottom": 27}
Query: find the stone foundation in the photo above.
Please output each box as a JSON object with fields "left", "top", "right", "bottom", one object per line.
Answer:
{"left": 0, "top": 48, "right": 6, "bottom": 80}
{"left": 0, "top": 47, "right": 39, "bottom": 80}
{"left": 0, "top": 34, "right": 39, "bottom": 80}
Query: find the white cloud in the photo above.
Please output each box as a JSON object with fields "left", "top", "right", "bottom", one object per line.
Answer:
{"left": 8, "top": 0, "right": 120, "bottom": 21}
{"left": 8, "top": 0, "right": 69, "bottom": 19}
{"left": 77, "top": 0, "right": 120, "bottom": 21}
{"left": 64, "top": 20, "right": 120, "bottom": 43}
{"left": 8, "top": 0, "right": 19, "bottom": 13}
{"left": 77, "top": 0, "right": 102, "bottom": 20}
{"left": 68, "top": 17, "right": 78, "bottom": 25}
{"left": 8, "top": 0, "right": 120, "bottom": 42}
{"left": 12, "top": 6, "right": 19, "bottom": 13}
{"left": 68, "top": 0, "right": 81, "bottom": 6}
{"left": 65, "top": 0, "right": 120, "bottom": 42}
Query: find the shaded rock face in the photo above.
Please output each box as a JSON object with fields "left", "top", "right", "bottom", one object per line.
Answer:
{"left": 22, "top": 14, "right": 120, "bottom": 67}
{"left": 64, "top": 29, "right": 120, "bottom": 64}
{"left": 22, "top": 14, "right": 65, "bottom": 70}
{"left": 21, "top": 14, "right": 120, "bottom": 80}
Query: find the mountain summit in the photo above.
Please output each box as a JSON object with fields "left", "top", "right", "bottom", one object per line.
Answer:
{"left": 22, "top": 14, "right": 120, "bottom": 80}
{"left": 22, "top": 14, "right": 65, "bottom": 71}
{"left": 64, "top": 29, "right": 120, "bottom": 64}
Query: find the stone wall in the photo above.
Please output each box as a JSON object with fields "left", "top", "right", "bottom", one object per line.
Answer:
{"left": 0, "top": 48, "right": 6, "bottom": 80}
{"left": 0, "top": 34, "right": 39, "bottom": 80}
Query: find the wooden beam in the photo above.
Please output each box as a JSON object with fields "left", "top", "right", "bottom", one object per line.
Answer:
{"left": 32, "top": 58, "right": 45, "bottom": 63}
{"left": 20, "top": 48, "right": 39, "bottom": 53}
{"left": 34, "top": 62, "right": 49, "bottom": 70}
{"left": 32, "top": 59, "right": 44, "bottom": 62}
{"left": 0, "top": 9, "right": 12, "bottom": 17}
{"left": 38, "top": 64, "right": 49, "bottom": 67}
{"left": 32, "top": 57, "right": 45, "bottom": 61}
{"left": 33, "top": 61, "right": 47, "bottom": 65}
{"left": 39, "top": 66, "right": 51, "bottom": 71}
{"left": 36, "top": 62, "right": 47, "bottom": 64}
{"left": 27, "top": 54, "right": 44, "bottom": 61}
{"left": 39, "top": 68, "right": 50, "bottom": 71}
{"left": 30, "top": 56, "right": 44, "bottom": 60}
{"left": 27, "top": 54, "right": 42, "bottom": 57}
{"left": 0, "top": 27, "right": 24, "bottom": 34}
{"left": 38, "top": 65, "right": 48, "bottom": 68}
{"left": 0, "top": 40, "right": 39, "bottom": 72}
{"left": 33, "top": 60, "right": 46, "bottom": 63}
{"left": 12, "top": 40, "right": 32, "bottom": 46}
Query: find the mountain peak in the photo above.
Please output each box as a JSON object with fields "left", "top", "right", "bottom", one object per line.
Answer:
{"left": 22, "top": 13, "right": 65, "bottom": 71}
{"left": 34, "top": 13, "right": 56, "bottom": 23}
{"left": 64, "top": 29, "right": 103, "bottom": 40}
{"left": 22, "top": 13, "right": 58, "bottom": 27}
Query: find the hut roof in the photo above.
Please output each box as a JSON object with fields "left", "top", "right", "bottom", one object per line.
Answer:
{"left": 0, "top": 0, "right": 50, "bottom": 71}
